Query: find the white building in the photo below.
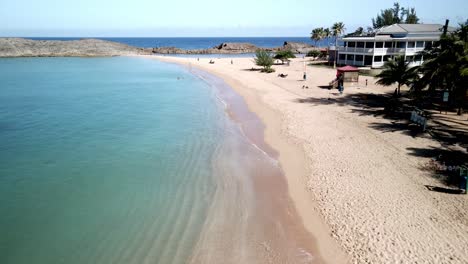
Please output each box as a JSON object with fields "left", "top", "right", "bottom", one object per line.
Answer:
{"left": 337, "top": 24, "right": 452, "bottom": 68}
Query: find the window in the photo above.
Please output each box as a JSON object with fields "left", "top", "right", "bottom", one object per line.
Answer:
{"left": 339, "top": 54, "right": 346, "bottom": 60}
{"left": 405, "top": 56, "right": 414, "bottom": 62}
{"left": 396, "top": 42, "right": 406, "bottom": 48}
{"left": 343, "top": 41, "right": 347, "bottom": 47}
{"left": 416, "top": 41, "right": 424, "bottom": 48}
{"left": 355, "top": 55, "right": 363, "bottom": 61}
{"left": 375, "top": 42, "right": 383, "bottom": 48}
{"left": 374, "top": 56, "right": 382, "bottom": 62}
{"left": 364, "top": 55, "right": 373, "bottom": 65}
{"left": 347, "top": 54, "right": 355, "bottom": 61}
{"left": 348, "top": 42, "right": 356, "bottom": 48}
{"left": 365, "top": 42, "right": 374, "bottom": 48}
{"left": 383, "top": 55, "right": 391, "bottom": 61}
{"left": 407, "top": 42, "right": 415, "bottom": 48}
{"left": 356, "top": 42, "right": 364, "bottom": 48}
{"left": 415, "top": 55, "right": 422, "bottom": 61}
{"left": 384, "top": 42, "right": 392, "bottom": 48}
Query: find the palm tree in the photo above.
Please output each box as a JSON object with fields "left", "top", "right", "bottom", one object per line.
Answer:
{"left": 376, "top": 55, "right": 418, "bottom": 96}
{"left": 310, "top": 27, "right": 324, "bottom": 46}
{"left": 323, "top": 28, "right": 331, "bottom": 46}
{"left": 417, "top": 23, "right": 468, "bottom": 114}
{"left": 331, "top": 22, "right": 345, "bottom": 68}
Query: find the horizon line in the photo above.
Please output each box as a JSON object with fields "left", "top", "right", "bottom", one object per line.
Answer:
{"left": 5, "top": 36, "right": 313, "bottom": 38}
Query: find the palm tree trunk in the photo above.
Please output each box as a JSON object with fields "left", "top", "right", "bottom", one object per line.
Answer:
{"left": 397, "top": 83, "right": 401, "bottom": 97}
{"left": 334, "top": 38, "right": 337, "bottom": 69}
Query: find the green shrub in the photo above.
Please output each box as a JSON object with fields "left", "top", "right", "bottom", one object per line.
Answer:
{"left": 255, "top": 50, "right": 274, "bottom": 72}
{"left": 274, "top": 50, "right": 296, "bottom": 63}
{"left": 306, "top": 50, "right": 321, "bottom": 58}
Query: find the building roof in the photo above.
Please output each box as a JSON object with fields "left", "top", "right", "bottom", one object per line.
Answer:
{"left": 376, "top": 23, "right": 455, "bottom": 34}
{"left": 337, "top": 65, "right": 359, "bottom": 72}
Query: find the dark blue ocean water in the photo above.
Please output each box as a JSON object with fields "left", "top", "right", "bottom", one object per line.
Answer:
{"left": 26, "top": 37, "right": 333, "bottom": 49}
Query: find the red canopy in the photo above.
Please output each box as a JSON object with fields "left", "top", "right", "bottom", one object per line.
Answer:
{"left": 337, "top": 65, "right": 359, "bottom": 72}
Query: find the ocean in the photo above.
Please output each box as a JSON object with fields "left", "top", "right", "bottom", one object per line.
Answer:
{"left": 26, "top": 37, "right": 333, "bottom": 49}
{"left": 0, "top": 57, "right": 319, "bottom": 263}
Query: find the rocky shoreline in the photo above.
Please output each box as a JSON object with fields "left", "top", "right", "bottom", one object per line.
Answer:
{"left": 152, "top": 41, "right": 318, "bottom": 54}
{"left": 0, "top": 38, "right": 152, "bottom": 57}
{"left": 0, "top": 38, "right": 319, "bottom": 57}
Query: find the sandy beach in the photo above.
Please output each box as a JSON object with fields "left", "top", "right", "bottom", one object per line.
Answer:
{"left": 144, "top": 55, "right": 468, "bottom": 263}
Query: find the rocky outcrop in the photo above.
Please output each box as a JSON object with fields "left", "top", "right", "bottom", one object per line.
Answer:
{"left": 153, "top": 42, "right": 262, "bottom": 54}
{"left": 281, "top": 41, "right": 315, "bottom": 54}
{"left": 0, "top": 38, "right": 152, "bottom": 57}
{"left": 152, "top": 41, "right": 317, "bottom": 55}
{"left": 214, "top": 42, "right": 259, "bottom": 52}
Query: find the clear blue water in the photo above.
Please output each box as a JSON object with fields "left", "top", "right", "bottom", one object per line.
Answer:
{"left": 0, "top": 57, "right": 233, "bottom": 263}
{"left": 26, "top": 37, "right": 334, "bottom": 49}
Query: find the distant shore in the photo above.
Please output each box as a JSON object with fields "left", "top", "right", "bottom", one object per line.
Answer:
{"left": 0, "top": 38, "right": 319, "bottom": 57}
{"left": 143, "top": 55, "right": 468, "bottom": 263}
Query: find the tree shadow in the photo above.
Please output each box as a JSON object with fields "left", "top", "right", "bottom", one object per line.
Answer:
{"left": 241, "top": 68, "right": 261, "bottom": 72}
{"left": 407, "top": 147, "right": 468, "bottom": 187}
{"left": 367, "top": 121, "right": 427, "bottom": 137}
{"left": 295, "top": 90, "right": 468, "bottom": 189}
{"left": 295, "top": 91, "right": 467, "bottom": 149}
{"left": 425, "top": 185, "right": 465, "bottom": 195}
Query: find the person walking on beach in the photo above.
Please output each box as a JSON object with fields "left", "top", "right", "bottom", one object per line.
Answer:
{"left": 338, "top": 73, "right": 344, "bottom": 94}
{"left": 338, "top": 82, "right": 344, "bottom": 94}
{"left": 231, "top": 59, "right": 233, "bottom": 65}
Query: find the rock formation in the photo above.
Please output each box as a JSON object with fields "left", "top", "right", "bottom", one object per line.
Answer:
{"left": 0, "top": 38, "right": 152, "bottom": 57}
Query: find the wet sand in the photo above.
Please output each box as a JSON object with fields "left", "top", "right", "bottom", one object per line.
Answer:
{"left": 187, "top": 69, "right": 332, "bottom": 263}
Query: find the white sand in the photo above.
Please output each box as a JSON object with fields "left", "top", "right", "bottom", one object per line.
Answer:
{"left": 144, "top": 55, "right": 468, "bottom": 263}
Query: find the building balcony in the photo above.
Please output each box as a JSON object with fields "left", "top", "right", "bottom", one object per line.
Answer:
{"left": 339, "top": 47, "right": 412, "bottom": 55}
{"left": 338, "top": 47, "right": 374, "bottom": 53}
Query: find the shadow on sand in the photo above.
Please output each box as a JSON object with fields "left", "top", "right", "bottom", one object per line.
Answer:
{"left": 425, "top": 185, "right": 465, "bottom": 194}
{"left": 295, "top": 90, "right": 468, "bottom": 189}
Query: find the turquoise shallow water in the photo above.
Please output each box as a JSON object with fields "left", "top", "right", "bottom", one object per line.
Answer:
{"left": 0, "top": 57, "right": 229, "bottom": 263}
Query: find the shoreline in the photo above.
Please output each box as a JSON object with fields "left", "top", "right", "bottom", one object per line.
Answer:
{"left": 144, "top": 55, "right": 347, "bottom": 263}
{"left": 140, "top": 54, "right": 468, "bottom": 263}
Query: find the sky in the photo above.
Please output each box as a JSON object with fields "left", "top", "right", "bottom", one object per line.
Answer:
{"left": 1, "top": 0, "right": 467, "bottom": 37}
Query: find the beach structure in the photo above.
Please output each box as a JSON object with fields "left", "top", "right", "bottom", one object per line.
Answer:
{"left": 336, "top": 23, "right": 453, "bottom": 68}
{"left": 336, "top": 65, "right": 359, "bottom": 82}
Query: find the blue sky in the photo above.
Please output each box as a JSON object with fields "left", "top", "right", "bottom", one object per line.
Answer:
{"left": 1, "top": 0, "right": 466, "bottom": 37}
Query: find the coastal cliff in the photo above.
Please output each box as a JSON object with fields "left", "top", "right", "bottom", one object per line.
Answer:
{"left": 0, "top": 38, "right": 152, "bottom": 57}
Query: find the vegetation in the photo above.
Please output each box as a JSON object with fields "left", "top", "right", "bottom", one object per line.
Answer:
{"left": 255, "top": 50, "right": 275, "bottom": 73}
{"left": 375, "top": 22, "right": 467, "bottom": 114}
{"left": 376, "top": 55, "right": 418, "bottom": 96}
{"left": 306, "top": 50, "right": 321, "bottom": 58}
{"left": 353, "top": 27, "right": 364, "bottom": 35}
{"left": 310, "top": 27, "right": 324, "bottom": 46}
{"left": 274, "top": 49, "right": 296, "bottom": 64}
{"left": 310, "top": 27, "right": 331, "bottom": 46}
{"left": 345, "top": 26, "right": 367, "bottom": 37}
{"left": 372, "top": 2, "right": 419, "bottom": 29}
{"left": 416, "top": 22, "right": 468, "bottom": 114}
{"left": 331, "top": 22, "right": 346, "bottom": 68}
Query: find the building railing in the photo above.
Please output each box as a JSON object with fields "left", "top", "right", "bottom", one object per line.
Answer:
{"left": 338, "top": 47, "right": 416, "bottom": 54}
{"left": 338, "top": 47, "right": 374, "bottom": 53}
